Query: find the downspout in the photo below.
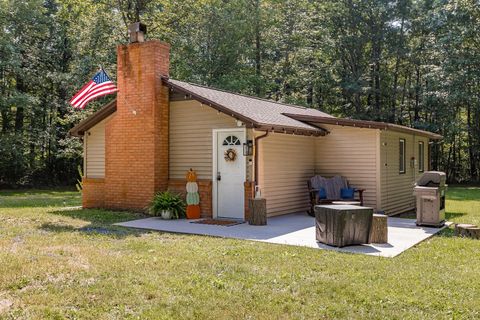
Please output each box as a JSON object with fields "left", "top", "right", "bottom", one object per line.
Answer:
{"left": 254, "top": 130, "right": 269, "bottom": 190}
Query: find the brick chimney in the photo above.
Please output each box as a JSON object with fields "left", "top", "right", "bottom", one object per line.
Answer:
{"left": 104, "top": 22, "right": 170, "bottom": 210}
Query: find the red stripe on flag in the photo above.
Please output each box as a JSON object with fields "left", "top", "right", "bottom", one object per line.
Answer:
{"left": 70, "top": 72, "right": 117, "bottom": 109}
{"left": 70, "top": 81, "right": 95, "bottom": 105}
{"left": 78, "top": 89, "right": 117, "bottom": 109}
{"left": 74, "top": 83, "right": 117, "bottom": 108}
{"left": 78, "top": 88, "right": 118, "bottom": 109}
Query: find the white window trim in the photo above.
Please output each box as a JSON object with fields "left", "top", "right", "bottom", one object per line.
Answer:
{"left": 399, "top": 138, "right": 406, "bottom": 174}
{"left": 418, "top": 141, "right": 424, "bottom": 172}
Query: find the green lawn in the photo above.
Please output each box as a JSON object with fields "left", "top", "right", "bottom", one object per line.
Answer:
{"left": 0, "top": 187, "right": 479, "bottom": 319}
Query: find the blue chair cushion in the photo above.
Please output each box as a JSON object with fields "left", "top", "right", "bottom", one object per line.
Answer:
{"left": 317, "top": 187, "right": 327, "bottom": 200}
{"left": 340, "top": 188, "right": 355, "bottom": 199}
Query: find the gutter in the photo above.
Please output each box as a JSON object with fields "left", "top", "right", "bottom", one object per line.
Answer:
{"left": 284, "top": 113, "right": 443, "bottom": 140}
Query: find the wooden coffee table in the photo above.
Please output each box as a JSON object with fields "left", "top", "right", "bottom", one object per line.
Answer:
{"left": 315, "top": 204, "right": 373, "bottom": 247}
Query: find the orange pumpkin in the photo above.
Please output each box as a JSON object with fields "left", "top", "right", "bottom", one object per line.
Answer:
{"left": 186, "top": 205, "right": 201, "bottom": 219}
{"left": 186, "top": 168, "right": 197, "bottom": 182}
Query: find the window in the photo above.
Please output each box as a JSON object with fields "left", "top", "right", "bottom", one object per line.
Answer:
{"left": 418, "top": 141, "right": 424, "bottom": 172}
{"left": 222, "top": 135, "right": 241, "bottom": 146}
{"left": 399, "top": 138, "right": 406, "bottom": 174}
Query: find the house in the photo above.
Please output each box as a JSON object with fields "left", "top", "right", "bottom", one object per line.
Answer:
{"left": 70, "top": 25, "right": 442, "bottom": 219}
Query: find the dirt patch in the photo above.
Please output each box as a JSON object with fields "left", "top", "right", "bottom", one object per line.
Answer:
{"left": 0, "top": 298, "right": 13, "bottom": 314}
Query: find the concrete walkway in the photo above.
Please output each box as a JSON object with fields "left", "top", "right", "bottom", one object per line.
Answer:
{"left": 115, "top": 213, "right": 448, "bottom": 257}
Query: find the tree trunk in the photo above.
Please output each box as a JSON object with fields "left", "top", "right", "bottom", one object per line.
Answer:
{"left": 254, "top": 0, "right": 262, "bottom": 96}
{"left": 1, "top": 110, "right": 9, "bottom": 132}
{"left": 369, "top": 214, "right": 388, "bottom": 243}
{"left": 454, "top": 224, "right": 480, "bottom": 239}
{"left": 390, "top": 9, "right": 406, "bottom": 123}
{"left": 248, "top": 198, "right": 267, "bottom": 225}
{"left": 467, "top": 101, "right": 476, "bottom": 180}
{"left": 14, "top": 77, "right": 25, "bottom": 132}
{"left": 414, "top": 66, "right": 421, "bottom": 122}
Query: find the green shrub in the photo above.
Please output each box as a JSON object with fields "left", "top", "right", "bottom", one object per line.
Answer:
{"left": 148, "top": 191, "right": 186, "bottom": 219}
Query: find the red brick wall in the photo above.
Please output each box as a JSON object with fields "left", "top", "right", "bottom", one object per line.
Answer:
{"left": 101, "top": 40, "right": 170, "bottom": 211}
{"left": 82, "top": 178, "right": 105, "bottom": 208}
{"left": 168, "top": 179, "right": 212, "bottom": 218}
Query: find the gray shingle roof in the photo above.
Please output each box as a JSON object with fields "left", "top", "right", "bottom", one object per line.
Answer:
{"left": 70, "top": 78, "right": 441, "bottom": 139}
{"left": 165, "top": 78, "right": 334, "bottom": 134}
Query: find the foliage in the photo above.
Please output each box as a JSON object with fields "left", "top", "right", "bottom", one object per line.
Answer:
{"left": 1, "top": 0, "right": 479, "bottom": 185}
{"left": 0, "top": 187, "right": 479, "bottom": 318}
{"left": 75, "top": 165, "right": 83, "bottom": 192}
{"left": 148, "top": 190, "right": 186, "bottom": 219}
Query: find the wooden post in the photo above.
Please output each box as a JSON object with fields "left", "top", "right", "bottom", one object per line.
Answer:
{"left": 369, "top": 214, "right": 388, "bottom": 243}
{"left": 248, "top": 198, "right": 267, "bottom": 225}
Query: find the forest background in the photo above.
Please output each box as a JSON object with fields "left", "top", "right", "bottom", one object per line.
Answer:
{"left": 0, "top": 0, "right": 478, "bottom": 186}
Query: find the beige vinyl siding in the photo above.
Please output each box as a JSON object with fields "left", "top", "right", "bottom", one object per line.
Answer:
{"left": 258, "top": 133, "right": 315, "bottom": 216}
{"left": 169, "top": 100, "right": 238, "bottom": 180}
{"left": 314, "top": 125, "right": 379, "bottom": 210}
{"left": 84, "top": 117, "right": 109, "bottom": 178}
{"left": 379, "top": 130, "right": 429, "bottom": 215}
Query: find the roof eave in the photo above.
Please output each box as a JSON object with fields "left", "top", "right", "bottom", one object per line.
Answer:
{"left": 283, "top": 113, "right": 443, "bottom": 140}
{"left": 254, "top": 124, "right": 328, "bottom": 136}
{"left": 69, "top": 99, "right": 117, "bottom": 137}
{"left": 162, "top": 77, "right": 327, "bottom": 137}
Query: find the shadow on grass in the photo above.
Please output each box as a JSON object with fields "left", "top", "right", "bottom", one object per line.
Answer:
{"left": 39, "top": 222, "right": 147, "bottom": 238}
{"left": 48, "top": 208, "right": 145, "bottom": 224}
{"left": 445, "top": 211, "right": 467, "bottom": 220}
{"left": 437, "top": 227, "right": 455, "bottom": 238}
{"left": 38, "top": 208, "right": 151, "bottom": 238}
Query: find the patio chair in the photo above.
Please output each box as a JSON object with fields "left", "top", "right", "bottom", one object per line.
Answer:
{"left": 307, "top": 175, "right": 365, "bottom": 216}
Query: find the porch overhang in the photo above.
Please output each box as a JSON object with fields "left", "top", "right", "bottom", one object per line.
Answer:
{"left": 283, "top": 113, "right": 443, "bottom": 140}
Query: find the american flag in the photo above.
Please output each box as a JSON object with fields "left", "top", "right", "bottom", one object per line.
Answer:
{"left": 70, "top": 69, "right": 117, "bottom": 109}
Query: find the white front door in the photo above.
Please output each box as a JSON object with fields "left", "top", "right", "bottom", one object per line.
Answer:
{"left": 214, "top": 130, "right": 246, "bottom": 219}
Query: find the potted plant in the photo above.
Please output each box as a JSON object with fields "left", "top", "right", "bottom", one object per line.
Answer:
{"left": 148, "top": 191, "right": 186, "bottom": 219}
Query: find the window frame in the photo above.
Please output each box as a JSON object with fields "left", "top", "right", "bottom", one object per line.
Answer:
{"left": 222, "top": 135, "right": 241, "bottom": 146}
{"left": 418, "top": 141, "right": 424, "bottom": 172}
{"left": 399, "top": 138, "right": 406, "bottom": 174}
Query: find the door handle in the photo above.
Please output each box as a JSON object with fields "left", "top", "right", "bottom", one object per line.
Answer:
{"left": 217, "top": 172, "right": 221, "bottom": 181}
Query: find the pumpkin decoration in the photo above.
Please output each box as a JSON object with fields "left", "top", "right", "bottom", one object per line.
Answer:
{"left": 186, "top": 192, "right": 200, "bottom": 205}
{"left": 186, "top": 182, "right": 198, "bottom": 193}
{"left": 185, "top": 168, "right": 201, "bottom": 219}
{"left": 186, "top": 205, "right": 201, "bottom": 219}
{"left": 186, "top": 169, "right": 197, "bottom": 182}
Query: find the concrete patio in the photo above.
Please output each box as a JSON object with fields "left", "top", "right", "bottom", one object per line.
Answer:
{"left": 115, "top": 213, "right": 448, "bottom": 258}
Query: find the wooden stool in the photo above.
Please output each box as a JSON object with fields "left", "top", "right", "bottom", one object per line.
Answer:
{"left": 369, "top": 214, "right": 388, "bottom": 243}
{"left": 248, "top": 198, "right": 267, "bottom": 225}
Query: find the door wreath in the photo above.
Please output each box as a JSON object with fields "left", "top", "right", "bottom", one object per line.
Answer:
{"left": 224, "top": 148, "right": 237, "bottom": 162}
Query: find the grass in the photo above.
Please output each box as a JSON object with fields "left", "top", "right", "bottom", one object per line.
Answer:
{"left": 0, "top": 187, "right": 479, "bottom": 319}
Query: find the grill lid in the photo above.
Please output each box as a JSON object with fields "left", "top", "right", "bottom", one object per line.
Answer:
{"left": 416, "top": 171, "right": 446, "bottom": 187}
